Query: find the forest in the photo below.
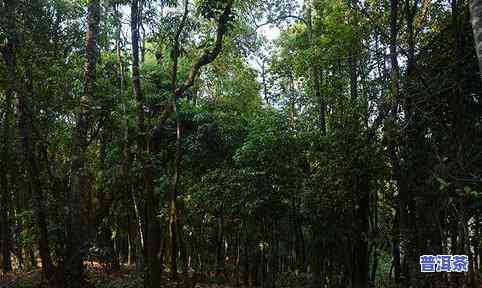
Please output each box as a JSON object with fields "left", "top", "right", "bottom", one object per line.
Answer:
{"left": 1, "top": 0, "right": 482, "bottom": 287}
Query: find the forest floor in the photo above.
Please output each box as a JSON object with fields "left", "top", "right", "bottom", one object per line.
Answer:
{"left": 0, "top": 264, "right": 244, "bottom": 288}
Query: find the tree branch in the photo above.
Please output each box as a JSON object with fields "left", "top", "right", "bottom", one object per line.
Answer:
{"left": 254, "top": 14, "right": 308, "bottom": 29}
{"left": 171, "top": 0, "right": 190, "bottom": 94}
{"left": 174, "top": 0, "right": 235, "bottom": 97}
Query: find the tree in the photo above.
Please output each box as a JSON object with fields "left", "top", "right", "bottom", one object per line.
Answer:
{"left": 130, "top": 0, "right": 162, "bottom": 286}
{"left": 166, "top": 0, "right": 235, "bottom": 279}
{"left": 1, "top": 1, "right": 482, "bottom": 287}
{"left": 470, "top": 0, "right": 482, "bottom": 84}
{"left": 1, "top": 0, "right": 55, "bottom": 282}
{"left": 67, "top": 0, "right": 100, "bottom": 286}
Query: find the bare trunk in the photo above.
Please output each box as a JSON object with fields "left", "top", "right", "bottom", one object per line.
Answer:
{"left": 168, "top": 102, "right": 182, "bottom": 280}
{"left": 67, "top": 0, "right": 100, "bottom": 286}
{"left": 348, "top": 49, "right": 358, "bottom": 102}
{"left": 131, "top": 0, "right": 161, "bottom": 286}
{"left": 243, "top": 225, "right": 250, "bottom": 285}
{"left": 310, "top": 226, "right": 322, "bottom": 288}
{"left": 216, "top": 212, "right": 225, "bottom": 277}
{"left": 1, "top": 0, "right": 55, "bottom": 281}
{"left": 305, "top": 0, "right": 326, "bottom": 134}
{"left": 1, "top": 86, "right": 13, "bottom": 273}
{"left": 470, "top": 0, "right": 482, "bottom": 85}
{"left": 401, "top": 0, "right": 425, "bottom": 286}
{"left": 388, "top": 0, "right": 402, "bottom": 283}
{"left": 352, "top": 173, "right": 369, "bottom": 288}
{"left": 168, "top": 1, "right": 189, "bottom": 278}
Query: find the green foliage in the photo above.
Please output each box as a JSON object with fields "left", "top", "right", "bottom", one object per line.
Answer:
{"left": 199, "top": 0, "right": 230, "bottom": 20}
{"left": 2, "top": 0, "right": 482, "bottom": 287}
{"left": 15, "top": 211, "right": 37, "bottom": 249}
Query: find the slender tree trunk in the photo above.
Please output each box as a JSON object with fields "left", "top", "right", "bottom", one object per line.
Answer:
{"left": 401, "top": 0, "right": 426, "bottom": 286}
{"left": 178, "top": 217, "right": 188, "bottom": 275}
{"left": 1, "top": 85, "right": 13, "bottom": 273}
{"left": 370, "top": 244, "right": 378, "bottom": 283}
{"left": 310, "top": 227, "right": 322, "bottom": 288}
{"left": 473, "top": 215, "right": 481, "bottom": 288}
{"left": 243, "top": 226, "right": 250, "bottom": 286}
{"left": 388, "top": 0, "right": 402, "bottom": 283}
{"left": 168, "top": 1, "right": 189, "bottom": 279}
{"left": 349, "top": 41, "right": 369, "bottom": 288}
{"left": 117, "top": 2, "right": 133, "bottom": 269}
{"left": 132, "top": 188, "right": 145, "bottom": 272}
{"left": 305, "top": 0, "right": 326, "bottom": 134}
{"left": 352, "top": 173, "right": 370, "bottom": 288}
{"left": 470, "top": 0, "right": 482, "bottom": 85}
{"left": 96, "top": 115, "right": 119, "bottom": 272}
{"left": 0, "top": 190, "right": 12, "bottom": 274}
{"left": 216, "top": 212, "right": 225, "bottom": 277}
{"left": 167, "top": 105, "right": 182, "bottom": 280}
{"left": 261, "top": 60, "right": 270, "bottom": 105}
{"left": 270, "top": 220, "right": 278, "bottom": 288}
{"left": 131, "top": 0, "right": 161, "bottom": 286}
{"left": 347, "top": 9, "right": 369, "bottom": 284}
{"left": 67, "top": 0, "right": 100, "bottom": 286}
{"left": 295, "top": 217, "right": 305, "bottom": 272}
{"left": 127, "top": 219, "right": 133, "bottom": 266}
{"left": 348, "top": 49, "right": 358, "bottom": 102}
{"left": 166, "top": 0, "right": 233, "bottom": 281}
{"left": 1, "top": 0, "right": 55, "bottom": 281}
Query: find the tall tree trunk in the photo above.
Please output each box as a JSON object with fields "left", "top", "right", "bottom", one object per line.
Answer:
{"left": 167, "top": 88, "right": 182, "bottom": 281}
{"left": 96, "top": 113, "right": 119, "bottom": 272}
{"left": 270, "top": 220, "right": 279, "bottom": 288}
{"left": 0, "top": 87, "right": 13, "bottom": 274}
{"left": 387, "top": 0, "right": 402, "bottom": 283}
{"left": 243, "top": 225, "right": 250, "bottom": 286}
{"left": 352, "top": 172, "right": 370, "bottom": 288}
{"left": 165, "top": 0, "right": 234, "bottom": 280}
{"left": 132, "top": 191, "right": 145, "bottom": 272}
{"left": 261, "top": 59, "right": 270, "bottom": 105}
{"left": 131, "top": 0, "right": 161, "bottom": 286}
{"left": 168, "top": 1, "right": 189, "bottom": 279}
{"left": 305, "top": 0, "right": 326, "bottom": 134}
{"left": 1, "top": 0, "right": 55, "bottom": 281}
{"left": 401, "top": 0, "right": 427, "bottom": 286}
{"left": 294, "top": 215, "right": 305, "bottom": 272}
{"left": 67, "top": 0, "right": 100, "bottom": 286}
{"left": 470, "top": 0, "right": 482, "bottom": 85}
{"left": 348, "top": 49, "right": 358, "bottom": 102}
{"left": 216, "top": 212, "right": 225, "bottom": 277}
{"left": 310, "top": 226, "right": 323, "bottom": 288}
{"left": 348, "top": 9, "right": 369, "bottom": 285}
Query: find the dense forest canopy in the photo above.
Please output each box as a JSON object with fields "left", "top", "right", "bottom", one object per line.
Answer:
{"left": 1, "top": 0, "right": 482, "bottom": 287}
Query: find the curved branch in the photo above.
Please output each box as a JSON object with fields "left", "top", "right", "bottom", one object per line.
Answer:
{"left": 174, "top": 0, "right": 189, "bottom": 44}
{"left": 255, "top": 14, "right": 308, "bottom": 29}
{"left": 171, "top": 0, "right": 190, "bottom": 94}
{"left": 174, "top": 0, "right": 235, "bottom": 97}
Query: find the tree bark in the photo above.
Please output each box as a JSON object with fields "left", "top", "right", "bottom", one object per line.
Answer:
{"left": 130, "top": 0, "right": 162, "bottom": 286}
{"left": 215, "top": 212, "right": 225, "bottom": 277}
{"left": 352, "top": 172, "right": 369, "bottom": 288}
{"left": 310, "top": 226, "right": 323, "bottom": 288}
{"left": 305, "top": 0, "right": 326, "bottom": 134}
{"left": 67, "top": 0, "right": 100, "bottom": 286}
{"left": 1, "top": 79, "right": 13, "bottom": 273}
{"left": 470, "top": 0, "right": 482, "bottom": 85}
{"left": 1, "top": 0, "right": 55, "bottom": 282}
{"left": 167, "top": 0, "right": 235, "bottom": 280}
{"left": 348, "top": 49, "right": 358, "bottom": 102}
{"left": 387, "top": 0, "right": 402, "bottom": 283}
{"left": 348, "top": 8, "right": 369, "bottom": 285}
